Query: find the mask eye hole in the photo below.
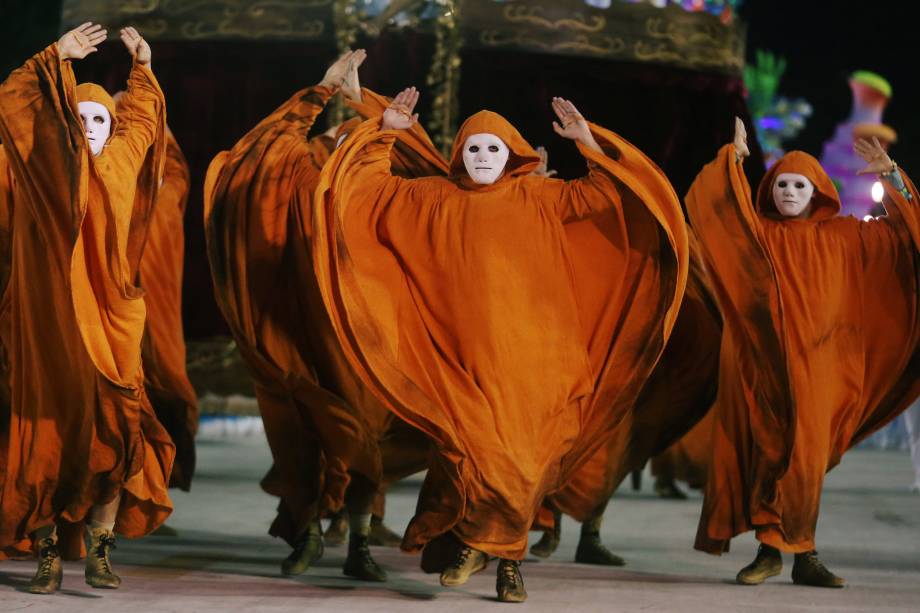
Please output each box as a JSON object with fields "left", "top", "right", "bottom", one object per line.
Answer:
{"left": 795, "top": 181, "right": 805, "bottom": 189}
{"left": 777, "top": 181, "right": 787, "bottom": 188}
{"left": 468, "top": 145, "right": 479, "bottom": 153}
{"left": 93, "top": 115, "right": 105, "bottom": 124}
{"left": 488, "top": 145, "right": 499, "bottom": 153}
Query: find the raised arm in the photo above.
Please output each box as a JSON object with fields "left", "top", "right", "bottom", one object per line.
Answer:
{"left": 539, "top": 98, "right": 621, "bottom": 221}
{"left": 0, "top": 24, "right": 106, "bottom": 232}
{"left": 855, "top": 136, "right": 920, "bottom": 253}
{"left": 104, "top": 28, "right": 165, "bottom": 177}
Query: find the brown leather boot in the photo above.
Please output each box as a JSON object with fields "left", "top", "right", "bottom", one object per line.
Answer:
{"left": 736, "top": 544, "right": 782, "bottom": 585}
{"left": 440, "top": 545, "right": 488, "bottom": 586}
{"left": 85, "top": 528, "right": 121, "bottom": 589}
{"left": 792, "top": 550, "right": 846, "bottom": 588}
{"left": 281, "top": 528, "right": 324, "bottom": 576}
{"left": 575, "top": 531, "right": 626, "bottom": 566}
{"left": 496, "top": 559, "right": 527, "bottom": 603}
{"left": 529, "top": 510, "right": 561, "bottom": 559}
{"left": 368, "top": 516, "right": 402, "bottom": 547}
{"left": 28, "top": 536, "right": 62, "bottom": 594}
{"left": 343, "top": 533, "right": 387, "bottom": 582}
{"left": 324, "top": 510, "right": 348, "bottom": 546}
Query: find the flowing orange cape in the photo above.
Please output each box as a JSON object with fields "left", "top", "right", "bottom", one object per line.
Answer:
{"left": 0, "top": 45, "right": 174, "bottom": 559}
{"left": 313, "top": 110, "right": 688, "bottom": 559}
{"left": 137, "top": 129, "right": 199, "bottom": 491}
{"left": 687, "top": 145, "right": 920, "bottom": 553}
{"left": 538, "top": 232, "right": 721, "bottom": 526}
{"left": 204, "top": 86, "right": 443, "bottom": 543}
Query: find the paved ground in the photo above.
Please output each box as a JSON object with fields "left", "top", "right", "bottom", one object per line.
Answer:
{"left": 1, "top": 438, "right": 918, "bottom": 612}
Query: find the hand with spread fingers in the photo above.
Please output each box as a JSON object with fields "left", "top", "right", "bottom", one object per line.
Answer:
{"left": 854, "top": 136, "right": 895, "bottom": 175}
{"left": 57, "top": 22, "right": 107, "bottom": 61}
{"left": 733, "top": 116, "right": 750, "bottom": 158}
{"left": 551, "top": 97, "right": 600, "bottom": 153}
{"left": 120, "top": 26, "right": 151, "bottom": 66}
{"left": 341, "top": 48, "right": 367, "bottom": 102}
{"left": 382, "top": 87, "right": 419, "bottom": 131}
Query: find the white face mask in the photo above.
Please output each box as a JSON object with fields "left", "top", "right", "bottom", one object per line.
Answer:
{"left": 335, "top": 133, "right": 348, "bottom": 149}
{"left": 78, "top": 101, "right": 112, "bottom": 157}
{"left": 772, "top": 172, "right": 815, "bottom": 217}
{"left": 462, "top": 133, "right": 509, "bottom": 185}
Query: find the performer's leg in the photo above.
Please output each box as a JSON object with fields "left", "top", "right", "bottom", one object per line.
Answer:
{"left": 324, "top": 507, "right": 348, "bottom": 546}
{"left": 85, "top": 494, "right": 122, "bottom": 589}
{"left": 368, "top": 490, "right": 403, "bottom": 547}
{"left": 342, "top": 474, "right": 387, "bottom": 581}
{"left": 529, "top": 508, "right": 561, "bottom": 558}
{"left": 575, "top": 505, "right": 625, "bottom": 566}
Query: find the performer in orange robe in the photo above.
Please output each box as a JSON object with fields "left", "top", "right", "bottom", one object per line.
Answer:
{"left": 204, "top": 51, "right": 442, "bottom": 582}
{"left": 687, "top": 118, "right": 920, "bottom": 587}
{"left": 313, "top": 88, "right": 688, "bottom": 602}
{"left": 0, "top": 24, "right": 174, "bottom": 594}
{"left": 531, "top": 236, "right": 721, "bottom": 564}
{"left": 138, "top": 125, "right": 199, "bottom": 491}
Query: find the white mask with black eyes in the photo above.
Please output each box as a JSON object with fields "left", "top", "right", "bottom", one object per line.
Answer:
{"left": 78, "top": 101, "right": 112, "bottom": 157}
{"left": 462, "top": 132, "right": 509, "bottom": 185}
{"left": 772, "top": 172, "right": 815, "bottom": 217}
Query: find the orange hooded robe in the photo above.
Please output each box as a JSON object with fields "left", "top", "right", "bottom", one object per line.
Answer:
{"left": 0, "top": 45, "right": 174, "bottom": 559}
{"left": 204, "top": 86, "right": 444, "bottom": 545}
{"left": 687, "top": 146, "right": 920, "bottom": 554}
{"left": 313, "top": 110, "right": 688, "bottom": 559}
{"left": 138, "top": 129, "right": 199, "bottom": 491}
{"left": 538, "top": 232, "right": 721, "bottom": 526}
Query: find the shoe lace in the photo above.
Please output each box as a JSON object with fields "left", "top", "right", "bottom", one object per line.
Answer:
{"left": 95, "top": 533, "right": 117, "bottom": 574}
{"left": 352, "top": 536, "right": 374, "bottom": 563}
{"left": 500, "top": 560, "right": 520, "bottom": 586}
{"left": 453, "top": 546, "right": 473, "bottom": 569}
{"left": 802, "top": 550, "right": 828, "bottom": 572}
{"left": 36, "top": 539, "right": 58, "bottom": 578}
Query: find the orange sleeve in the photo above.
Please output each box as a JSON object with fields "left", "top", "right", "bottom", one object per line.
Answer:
{"left": 105, "top": 62, "right": 165, "bottom": 179}
{"left": 346, "top": 88, "right": 449, "bottom": 178}
{"left": 0, "top": 44, "right": 85, "bottom": 234}
{"left": 160, "top": 130, "right": 190, "bottom": 213}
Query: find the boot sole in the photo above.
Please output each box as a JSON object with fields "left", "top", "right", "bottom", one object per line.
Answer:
{"left": 736, "top": 566, "right": 782, "bottom": 585}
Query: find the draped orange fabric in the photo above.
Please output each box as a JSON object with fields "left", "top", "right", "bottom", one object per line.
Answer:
{"left": 540, "top": 233, "right": 721, "bottom": 524}
{"left": 313, "top": 110, "right": 688, "bottom": 559}
{"left": 139, "top": 129, "right": 199, "bottom": 491}
{"left": 204, "top": 86, "right": 442, "bottom": 543}
{"left": 0, "top": 45, "right": 174, "bottom": 559}
{"left": 687, "top": 145, "right": 920, "bottom": 554}
{"left": 650, "top": 410, "right": 715, "bottom": 491}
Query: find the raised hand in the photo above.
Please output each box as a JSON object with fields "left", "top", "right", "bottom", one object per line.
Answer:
{"left": 382, "top": 87, "right": 419, "bottom": 131}
{"left": 57, "top": 22, "right": 107, "bottom": 61}
{"left": 120, "top": 27, "right": 151, "bottom": 65}
{"left": 321, "top": 50, "right": 358, "bottom": 90}
{"left": 854, "top": 136, "right": 895, "bottom": 175}
{"left": 341, "top": 48, "right": 367, "bottom": 102}
{"left": 531, "top": 146, "right": 558, "bottom": 178}
{"left": 733, "top": 116, "right": 750, "bottom": 158}
{"left": 551, "top": 97, "right": 600, "bottom": 152}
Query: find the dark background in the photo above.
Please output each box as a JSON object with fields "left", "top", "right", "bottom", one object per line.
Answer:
{"left": 2, "top": 1, "right": 914, "bottom": 339}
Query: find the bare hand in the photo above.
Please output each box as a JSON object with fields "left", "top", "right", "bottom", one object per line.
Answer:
{"left": 551, "top": 97, "right": 600, "bottom": 152}
{"left": 854, "top": 137, "right": 895, "bottom": 175}
{"left": 382, "top": 87, "right": 419, "bottom": 131}
{"left": 341, "top": 49, "right": 366, "bottom": 102}
{"left": 120, "top": 27, "right": 151, "bottom": 65}
{"left": 733, "top": 116, "right": 750, "bottom": 158}
{"left": 531, "top": 146, "right": 558, "bottom": 178}
{"left": 321, "top": 50, "right": 358, "bottom": 90}
{"left": 57, "top": 22, "right": 106, "bottom": 61}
